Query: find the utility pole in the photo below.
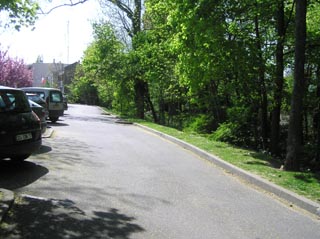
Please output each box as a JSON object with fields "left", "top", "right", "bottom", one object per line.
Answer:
{"left": 67, "top": 20, "right": 70, "bottom": 64}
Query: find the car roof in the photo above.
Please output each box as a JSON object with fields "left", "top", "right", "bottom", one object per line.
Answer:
{"left": 20, "top": 87, "right": 61, "bottom": 91}
{"left": 0, "top": 85, "right": 23, "bottom": 91}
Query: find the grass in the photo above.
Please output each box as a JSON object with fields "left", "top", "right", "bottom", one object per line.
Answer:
{"left": 130, "top": 119, "right": 320, "bottom": 203}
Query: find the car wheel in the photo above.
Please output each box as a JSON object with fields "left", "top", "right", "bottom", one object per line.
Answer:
{"left": 50, "top": 117, "right": 59, "bottom": 123}
{"left": 11, "top": 154, "right": 30, "bottom": 162}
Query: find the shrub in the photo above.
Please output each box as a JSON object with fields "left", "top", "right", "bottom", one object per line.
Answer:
{"left": 183, "top": 114, "right": 216, "bottom": 134}
{"left": 210, "top": 122, "right": 238, "bottom": 143}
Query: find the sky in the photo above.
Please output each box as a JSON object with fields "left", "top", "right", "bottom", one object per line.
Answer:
{"left": 0, "top": 0, "right": 103, "bottom": 64}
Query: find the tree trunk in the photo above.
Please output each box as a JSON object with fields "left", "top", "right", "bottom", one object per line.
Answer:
{"left": 270, "top": 0, "right": 285, "bottom": 156}
{"left": 145, "top": 84, "right": 158, "bottom": 123}
{"left": 284, "top": 0, "right": 307, "bottom": 171}
{"left": 315, "top": 66, "right": 320, "bottom": 169}
{"left": 254, "top": 12, "right": 269, "bottom": 150}
{"left": 132, "top": 0, "right": 145, "bottom": 118}
{"left": 316, "top": 111, "right": 320, "bottom": 170}
{"left": 133, "top": 0, "right": 141, "bottom": 35}
{"left": 134, "top": 79, "right": 145, "bottom": 119}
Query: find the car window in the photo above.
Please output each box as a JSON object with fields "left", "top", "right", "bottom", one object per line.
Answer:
{"left": 38, "top": 92, "right": 45, "bottom": 99}
{"left": 25, "top": 91, "right": 45, "bottom": 100}
{"left": 0, "top": 90, "right": 30, "bottom": 113}
{"left": 50, "top": 91, "right": 63, "bottom": 103}
{"left": 28, "top": 95, "right": 38, "bottom": 101}
{"left": 27, "top": 94, "right": 41, "bottom": 102}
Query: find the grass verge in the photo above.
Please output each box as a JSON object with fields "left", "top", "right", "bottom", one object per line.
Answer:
{"left": 131, "top": 119, "right": 320, "bottom": 203}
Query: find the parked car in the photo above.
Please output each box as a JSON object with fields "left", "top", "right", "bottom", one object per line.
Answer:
{"left": 20, "top": 87, "right": 64, "bottom": 123}
{"left": 26, "top": 93, "right": 49, "bottom": 119}
{"left": 29, "top": 99, "right": 47, "bottom": 134}
{"left": 0, "top": 86, "right": 42, "bottom": 162}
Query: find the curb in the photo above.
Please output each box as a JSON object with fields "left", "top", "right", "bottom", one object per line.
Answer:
{"left": 42, "top": 127, "right": 54, "bottom": 138}
{"left": 0, "top": 188, "right": 14, "bottom": 223}
{"left": 135, "top": 123, "right": 320, "bottom": 217}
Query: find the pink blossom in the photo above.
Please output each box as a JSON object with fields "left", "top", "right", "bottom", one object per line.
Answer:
{"left": 0, "top": 48, "right": 33, "bottom": 87}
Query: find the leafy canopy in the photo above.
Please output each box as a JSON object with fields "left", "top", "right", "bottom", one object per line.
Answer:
{"left": 0, "top": 0, "right": 40, "bottom": 30}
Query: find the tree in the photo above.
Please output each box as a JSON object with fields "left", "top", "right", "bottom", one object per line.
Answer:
{"left": 307, "top": 1, "right": 320, "bottom": 169}
{"left": 69, "top": 64, "right": 99, "bottom": 105}
{"left": 69, "top": 22, "right": 134, "bottom": 112}
{"left": 0, "top": 0, "right": 39, "bottom": 30}
{"left": 270, "top": 0, "right": 286, "bottom": 156}
{"left": 284, "top": 0, "right": 307, "bottom": 171}
{"left": 0, "top": 49, "right": 32, "bottom": 87}
{"left": 101, "top": 0, "right": 148, "bottom": 119}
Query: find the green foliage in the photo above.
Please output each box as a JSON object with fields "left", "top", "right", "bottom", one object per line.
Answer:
{"left": 0, "top": 0, "right": 39, "bottom": 30}
{"left": 210, "top": 105, "right": 257, "bottom": 148}
{"left": 210, "top": 122, "right": 239, "bottom": 143}
{"left": 68, "top": 64, "right": 98, "bottom": 105}
{"left": 183, "top": 114, "right": 215, "bottom": 134}
{"left": 68, "top": 21, "right": 136, "bottom": 114}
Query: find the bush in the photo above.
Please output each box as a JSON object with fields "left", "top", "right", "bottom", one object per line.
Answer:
{"left": 210, "top": 122, "right": 238, "bottom": 143}
{"left": 183, "top": 114, "right": 216, "bottom": 134}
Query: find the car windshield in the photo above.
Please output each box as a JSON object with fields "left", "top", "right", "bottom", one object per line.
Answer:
{"left": 25, "top": 91, "right": 45, "bottom": 100}
{"left": 27, "top": 94, "right": 40, "bottom": 102}
{"left": 0, "top": 90, "right": 31, "bottom": 113}
{"left": 50, "top": 91, "right": 63, "bottom": 103}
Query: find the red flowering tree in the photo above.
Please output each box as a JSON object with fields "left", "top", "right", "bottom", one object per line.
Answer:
{"left": 0, "top": 49, "right": 32, "bottom": 87}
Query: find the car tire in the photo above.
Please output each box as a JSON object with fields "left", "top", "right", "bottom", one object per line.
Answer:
{"left": 11, "top": 154, "right": 30, "bottom": 162}
{"left": 50, "top": 117, "right": 59, "bottom": 123}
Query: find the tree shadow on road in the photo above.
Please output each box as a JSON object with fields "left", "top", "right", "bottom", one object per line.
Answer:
{"left": 33, "top": 144, "right": 52, "bottom": 155}
{"left": 0, "top": 161, "right": 48, "bottom": 190}
{"left": 0, "top": 195, "right": 145, "bottom": 239}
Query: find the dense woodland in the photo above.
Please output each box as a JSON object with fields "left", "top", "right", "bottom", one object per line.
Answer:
{"left": 68, "top": 0, "right": 320, "bottom": 172}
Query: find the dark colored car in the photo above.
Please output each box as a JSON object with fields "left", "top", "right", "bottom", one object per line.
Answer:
{"left": 29, "top": 99, "right": 47, "bottom": 134}
{"left": 26, "top": 92, "right": 48, "bottom": 111}
{"left": 26, "top": 92, "right": 46, "bottom": 108}
{"left": 0, "top": 86, "right": 42, "bottom": 162}
{"left": 26, "top": 93, "right": 49, "bottom": 119}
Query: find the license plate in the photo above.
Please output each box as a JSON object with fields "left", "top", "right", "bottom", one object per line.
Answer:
{"left": 16, "top": 133, "right": 32, "bottom": 141}
{"left": 51, "top": 104, "right": 61, "bottom": 110}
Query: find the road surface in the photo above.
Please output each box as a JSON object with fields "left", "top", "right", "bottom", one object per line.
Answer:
{"left": 0, "top": 104, "right": 319, "bottom": 239}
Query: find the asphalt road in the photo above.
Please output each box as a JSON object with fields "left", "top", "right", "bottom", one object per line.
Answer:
{"left": 0, "top": 104, "right": 319, "bottom": 239}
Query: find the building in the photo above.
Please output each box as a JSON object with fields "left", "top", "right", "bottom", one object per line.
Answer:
{"left": 30, "top": 61, "right": 78, "bottom": 93}
{"left": 59, "top": 61, "right": 79, "bottom": 94}
{"left": 30, "top": 62, "right": 53, "bottom": 87}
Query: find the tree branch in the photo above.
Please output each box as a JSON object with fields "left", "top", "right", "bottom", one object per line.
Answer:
{"left": 109, "top": 0, "right": 133, "bottom": 20}
{"left": 117, "top": 10, "right": 132, "bottom": 37}
{"left": 39, "top": 0, "right": 89, "bottom": 15}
